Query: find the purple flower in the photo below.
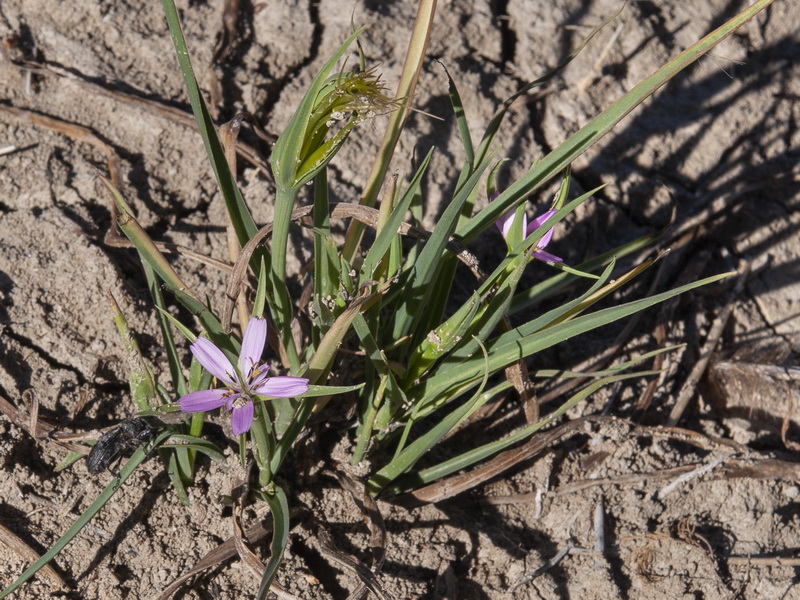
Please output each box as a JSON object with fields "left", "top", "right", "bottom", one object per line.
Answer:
{"left": 178, "top": 317, "right": 309, "bottom": 435}
{"left": 493, "top": 195, "right": 563, "bottom": 263}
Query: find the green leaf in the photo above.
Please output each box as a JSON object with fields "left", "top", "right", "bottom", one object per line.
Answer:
{"left": 312, "top": 169, "right": 341, "bottom": 337}
{"left": 255, "top": 485, "right": 291, "bottom": 600}
{"left": 269, "top": 285, "right": 385, "bottom": 473}
{"left": 301, "top": 384, "right": 365, "bottom": 397}
{"left": 252, "top": 257, "right": 269, "bottom": 319}
{"left": 54, "top": 451, "right": 85, "bottom": 472}
{"left": 143, "top": 263, "right": 187, "bottom": 399}
{"left": 405, "top": 291, "right": 482, "bottom": 383}
{"left": 386, "top": 371, "right": 653, "bottom": 494}
{"left": 369, "top": 348, "right": 493, "bottom": 495}
{"left": 103, "top": 180, "right": 234, "bottom": 360}
{"left": 162, "top": 434, "right": 227, "bottom": 462}
{"left": 413, "top": 271, "right": 733, "bottom": 410}
{"left": 162, "top": 449, "right": 190, "bottom": 505}
{"left": 446, "top": 243, "right": 615, "bottom": 372}
{"left": 389, "top": 159, "right": 491, "bottom": 344}
{"left": 509, "top": 232, "right": 657, "bottom": 314}
{"left": 440, "top": 61, "right": 474, "bottom": 166}
{"left": 360, "top": 148, "right": 434, "bottom": 283}
{"left": 160, "top": 0, "right": 257, "bottom": 244}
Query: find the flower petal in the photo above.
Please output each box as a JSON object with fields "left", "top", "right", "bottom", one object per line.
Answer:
{"left": 537, "top": 226, "right": 555, "bottom": 249}
{"left": 526, "top": 209, "right": 557, "bottom": 237}
{"left": 495, "top": 209, "right": 514, "bottom": 237}
{"left": 253, "top": 376, "right": 310, "bottom": 398}
{"left": 191, "top": 337, "right": 236, "bottom": 386}
{"left": 178, "top": 388, "right": 229, "bottom": 413}
{"left": 239, "top": 317, "right": 267, "bottom": 375}
{"left": 491, "top": 193, "right": 529, "bottom": 244}
{"left": 532, "top": 249, "right": 563, "bottom": 263}
{"left": 230, "top": 399, "right": 254, "bottom": 435}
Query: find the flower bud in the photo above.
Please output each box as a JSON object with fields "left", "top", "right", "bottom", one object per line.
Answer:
{"left": 273, "top": 68, "right": 396, "bottom": 190}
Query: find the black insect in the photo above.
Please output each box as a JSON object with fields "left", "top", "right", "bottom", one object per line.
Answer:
{"left": 86, "top": 418, "right": 157, "bottom": 475}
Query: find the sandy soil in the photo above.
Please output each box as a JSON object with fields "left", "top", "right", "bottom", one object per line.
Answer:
{"left": 1, "top": 1, "right": 799, "bottom": 598}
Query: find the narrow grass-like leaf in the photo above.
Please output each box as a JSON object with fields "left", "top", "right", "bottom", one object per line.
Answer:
{"left": 509, "top": 232, "right": 657, "bottom": 314}
{"left": 156, "top": 307, "right": 197, "bottom": 343}
{"left": 163, "top": 288, "right": 230, "bottom": 360}
{"left": 447, "top": 234, "right": 615, "bottom": 369}
{"left": 353, "top": 372, "right": 389, "bottom": 464}
{"left": 360, "top": 148, "right": 434, "bottom": 282}
{"left": 302, "top": 384, "right": 365, "bottom": 397}
{"left": 162, "top": 435, "right": 227, "bottom": 462}
{"left": 103, "top": 178, "right": 234, "bottom": 357}
{"left": 142, "top": 263, "right": 187, "bottom": 398}
{"left": 553, "top": 165, "right": 571, "bottom": 210}
{"left": 105, "top": 181, "right": 240, "bottom": 450}
{"left": 101, "top": 177, "right": 196, "bottom": 299}
{"left": 441, "top": 62, "right": 474, "bottom": 166}
{"left": 405, "top": 291, "right": 482, "bottom": 383}
{"left": 269, "top": 286, "right": 386, "bottom": 473}
{"left": 161, "top": 450, "right": 190, "bottom": 505}
{"left": 388, "top": 371, "right": 653, "bottom": 494}
{"left": 390, "top": 160, "right": 490, "bottom": 343}
{"left": 251, "top": 402, "right": 276, "bottom": 483}
{"left": 312, "top": 170, "right": 340, "bottom": 338}
{"left": 54, "top": 451, "right": 85, "bottom": 472}
{"left": 370, "top": 348, "right": 492, "bottom": 494}
{"left": 352, "top": 313, "right": 410, "bottom": 452}
{"left": 533, "top": 344, "right": 684, "bottom": 380}
{"left": 414, "top": 272, "right": 732, "bottom": 406}
{"left": 255, "top": 485, "right": 291, "bottom": 600}
{"left": 543, "top": 253, "right": 660, "bottom": 328}
{"left": 174, "top": 441, "right": 193, "bottom": 480}
{"left": 158, "top": 304, "right": 216, "bottom": 460}
{"left": 252, "top": 257, "right": 269, "bottom": 319}
{"left": 160, "top": 0, "right": 257, "bottom": 244}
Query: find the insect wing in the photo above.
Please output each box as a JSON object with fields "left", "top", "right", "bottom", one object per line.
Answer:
{"left": 85, "top": 418, "right": 157, "bottom": 474}
{"left": 86, "top": 427, "right": 125, "bottom": 474}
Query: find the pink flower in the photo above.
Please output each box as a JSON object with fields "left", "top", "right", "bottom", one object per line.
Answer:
{"left": 493, "top": 195, "right": 563, "bottom": 263}
{"left": 178, "top": 317, "right": 309, "bottom": 435}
